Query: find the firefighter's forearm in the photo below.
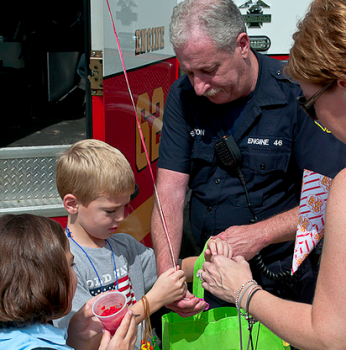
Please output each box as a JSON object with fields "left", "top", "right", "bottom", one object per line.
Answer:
{"left": 151, "top": 169, "right": 189, "bottom": 275}
{"left": 151, "top": 200, "right": 184, "bottom": 275}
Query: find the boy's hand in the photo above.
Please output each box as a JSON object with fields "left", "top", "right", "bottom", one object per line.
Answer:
{"left": 152, "top": 267, "right": 187, "bottom": 305}
{"left": 204, "top": 237, "right": 233, "bottom": 262}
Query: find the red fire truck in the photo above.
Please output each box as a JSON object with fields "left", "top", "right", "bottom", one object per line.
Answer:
{"left": 0, "top": 0, "right": 312, "bottom": 246}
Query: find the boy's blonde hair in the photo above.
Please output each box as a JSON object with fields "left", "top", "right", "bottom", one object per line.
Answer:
{"left": 56, "top": 139, "right": 135, "bottom": 205}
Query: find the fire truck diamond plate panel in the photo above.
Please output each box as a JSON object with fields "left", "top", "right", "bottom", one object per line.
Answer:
{"left": 0, "top": 146, "right": 69, "bottom": 214}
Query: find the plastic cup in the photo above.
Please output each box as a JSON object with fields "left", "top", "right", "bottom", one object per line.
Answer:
{"left": 92, "top": 291, "right": 128, "bottom": 335}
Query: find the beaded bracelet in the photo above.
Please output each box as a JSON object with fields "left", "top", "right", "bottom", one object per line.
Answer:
{"left": 236, "top": 280, "right": 259, "bottom": 350}
{"left": 235, "top": 279, "right": 256, "bottom": 310}
{"left": 237, "top": 282, "right": 258, "bottom": 316}
{"left": 236, "top": 279, "right": 262, "bottom": 328}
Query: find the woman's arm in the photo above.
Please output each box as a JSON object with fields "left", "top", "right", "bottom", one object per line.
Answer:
{"left": 202, "top": 168, "right": 346, "bottom": 350}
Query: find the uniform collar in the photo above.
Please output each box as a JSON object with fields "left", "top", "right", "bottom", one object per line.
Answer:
{"left": 252, "top": 49, "right": 288, "bottom": 107}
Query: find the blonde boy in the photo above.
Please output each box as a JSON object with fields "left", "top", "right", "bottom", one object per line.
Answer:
{"left": 54, "top": 139, "right": 187, "bottom": 350}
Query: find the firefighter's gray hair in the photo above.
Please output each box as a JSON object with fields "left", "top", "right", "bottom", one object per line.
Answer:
{"left": 170, "top": 0, "right": 246, "bottom": 53}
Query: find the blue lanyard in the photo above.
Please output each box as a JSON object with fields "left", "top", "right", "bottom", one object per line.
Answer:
{"left": 66, "top": 227, "right": 119, "bottom": 292}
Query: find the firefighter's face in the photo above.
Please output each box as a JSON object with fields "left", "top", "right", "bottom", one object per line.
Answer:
{"left": 75, "top": 193, "right": 131, "bottom": 246}
{"left": 175, "top": 32, "right": 256, "bottom": 104}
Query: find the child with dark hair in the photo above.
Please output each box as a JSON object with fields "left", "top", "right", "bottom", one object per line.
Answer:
{"left": 0, "top": 213, "right": 137, "bottom": 350}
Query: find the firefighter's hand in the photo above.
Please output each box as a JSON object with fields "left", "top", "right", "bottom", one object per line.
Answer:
{"left": 216, "top": 208, "right": 298, "bottom": 260}
{"left": 165, "top": 290, "right": 206, "bottom": 317}
{"left": 216, "top": 223, "right": 267, "bottom": 261}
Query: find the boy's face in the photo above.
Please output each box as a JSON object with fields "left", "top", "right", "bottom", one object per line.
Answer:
{"left": 76, "top": 193, "right": 131, "bottom": 246}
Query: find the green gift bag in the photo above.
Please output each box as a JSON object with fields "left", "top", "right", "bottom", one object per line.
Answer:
{"left": 162, "top": 244, "right": 287, "bottom": 350}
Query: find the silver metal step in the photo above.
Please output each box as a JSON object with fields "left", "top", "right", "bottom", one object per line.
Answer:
{"left": 0, "top": 145, "right": 70, "bottom": 217}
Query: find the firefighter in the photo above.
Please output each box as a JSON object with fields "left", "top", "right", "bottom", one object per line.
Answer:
{"left": 151, "top": 0, "right": 346, "bottom": 316}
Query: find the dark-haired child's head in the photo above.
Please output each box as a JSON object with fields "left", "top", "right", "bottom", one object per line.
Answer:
{"left": 0, "top": 214, "right": 76, "bottom": 328}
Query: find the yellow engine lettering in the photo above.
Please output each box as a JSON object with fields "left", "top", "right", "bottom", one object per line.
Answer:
{"left": 136, "top": 92, "right": 151, "bottom": 171}
{"left": 135, "top": 29, "right": 141, "bottom": 54}
{"left": 147, "top": 28, "right": 152, "bottom": 52}
{"left": 151, "top": 87, "right": 164, "bottom": 162}
{"left": 135, "top": 87, "right": 164, "bottom": 171}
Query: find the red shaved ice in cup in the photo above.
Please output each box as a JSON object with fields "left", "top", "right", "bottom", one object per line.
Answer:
{"left": 92, "top": 291, "right": 128, "bottom": 335}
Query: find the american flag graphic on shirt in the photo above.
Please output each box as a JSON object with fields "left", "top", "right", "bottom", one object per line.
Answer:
{"left": 89, "top": 272, "right": 136, "bottom": 306}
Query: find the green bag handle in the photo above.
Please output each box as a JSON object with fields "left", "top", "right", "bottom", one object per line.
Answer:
{"left": 192, "top": 240, "right": 209, "bottom": 299}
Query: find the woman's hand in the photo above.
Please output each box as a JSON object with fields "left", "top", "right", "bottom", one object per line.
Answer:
{"left": 99, "top": 310, "right": 137, "bottom": 350}
{"left": 199, "top": 255, "right": 253, "bottom": 304}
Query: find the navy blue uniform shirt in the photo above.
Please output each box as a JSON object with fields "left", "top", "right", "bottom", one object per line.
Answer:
{"left": 158, "top": 50, "right": 346, "bottom": 302}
